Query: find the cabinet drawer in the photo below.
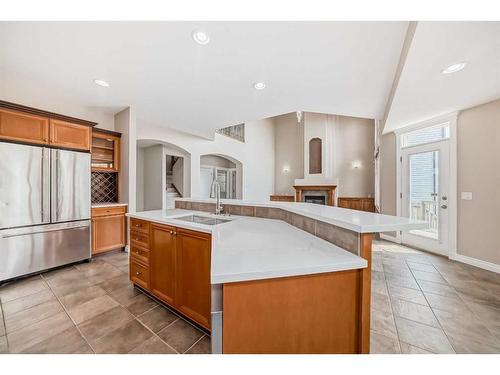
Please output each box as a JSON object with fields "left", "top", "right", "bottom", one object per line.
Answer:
{"left": 130, "top": 244, "right": 150, "bottom": 265}
{"left": 130, "top": 218, "right": 150, "bottom": 234}
{"left": 130, "top": 260, "right": 150, "bottom": 290}
{"left": 92, "top": 206, "right": 127, "bottom": 217}
{"left": 130, "top": 230, "right": 150, "bottom": 248}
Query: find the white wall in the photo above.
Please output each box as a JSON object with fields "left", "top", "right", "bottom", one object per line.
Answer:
{"left": 114, "top": 107, "right": 136, "bottom": 212}
{"left": 172, "top": 158, "right": 184, "bottom": 196}
{"left": 136, "top": 148, "right": 145, "bottom": 211}
{"left": 137, "top": 118, "right": 275, "bottom": 201}
{"left": 142, "top": 145, "right": 165, "bottom": 210}
{"left": 200, "top": 155, "right": 236, "bottom": 168}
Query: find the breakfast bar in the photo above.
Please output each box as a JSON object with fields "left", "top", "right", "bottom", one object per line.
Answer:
{"left": 127, "top": 198, "right": 426, "bottom": 354}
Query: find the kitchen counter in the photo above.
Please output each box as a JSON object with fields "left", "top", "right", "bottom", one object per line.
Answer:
{"left": 127, "top": 209, "right": 367, "bottom": 284}
{"left": 175, "top": 198, "right": 427, "bottom": 233}
{"left": 91, "top": 202, "right": 128, "bottom": 208}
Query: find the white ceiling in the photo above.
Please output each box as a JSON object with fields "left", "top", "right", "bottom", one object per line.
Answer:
{"left": 384, "top": 21, "right": 500, "bottom": 133}
{"left": 0, "top": 22, "right": 408, "bottom": 138}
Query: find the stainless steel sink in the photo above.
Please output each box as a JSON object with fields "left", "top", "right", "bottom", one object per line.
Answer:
{"left": 175, "top": 215, "right": 231, "bottom": 225}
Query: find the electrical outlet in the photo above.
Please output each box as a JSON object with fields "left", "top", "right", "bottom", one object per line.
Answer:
{"left": 461, "top": 192, "right": 473, "bottom": 200}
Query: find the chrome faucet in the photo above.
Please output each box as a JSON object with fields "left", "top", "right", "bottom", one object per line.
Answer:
{"left": 210, "top": 179, "right": 224, "bottom": 215}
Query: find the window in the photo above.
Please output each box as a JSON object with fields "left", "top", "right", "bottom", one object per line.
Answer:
{"left": 401, "top": 123, "right": 450, "bottom": 148}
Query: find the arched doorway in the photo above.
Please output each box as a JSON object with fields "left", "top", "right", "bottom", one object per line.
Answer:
{"left": 199, "top": 154, "right": 243, "bottom": 199}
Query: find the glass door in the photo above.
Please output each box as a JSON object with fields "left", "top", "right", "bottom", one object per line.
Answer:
{"left": 401, "top": 141, "right": 449, "bottom": 255}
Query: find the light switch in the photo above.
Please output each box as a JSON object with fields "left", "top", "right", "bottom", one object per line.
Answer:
{"left": 461, "top": 192, "right": 473, "bottom": 200}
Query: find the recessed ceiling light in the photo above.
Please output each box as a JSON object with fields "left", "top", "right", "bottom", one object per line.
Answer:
{"left": 253, "top": 82, "right": 266, "bottom": 90}
{"left": 94, "top": 79, "right": 110, "bottom": 87}
{"left": 192, "top": 30, "right": 210, "bottom": 45}
{"left": 441, "top": 62, "right": 467, "bottom": 74}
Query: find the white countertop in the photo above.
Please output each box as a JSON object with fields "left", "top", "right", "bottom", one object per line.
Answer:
{"left": 92, "top": 203, "right": 129, "bottom": 208}
{"left": 176, "top": 198, "right": 427, "bottom": 233}
{"left": 127, "top": 209, "right": 367, "bottom": 284}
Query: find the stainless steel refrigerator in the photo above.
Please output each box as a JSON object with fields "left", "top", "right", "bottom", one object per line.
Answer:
{"left": 0, "top": 141, "right": 91, "bottom": 282}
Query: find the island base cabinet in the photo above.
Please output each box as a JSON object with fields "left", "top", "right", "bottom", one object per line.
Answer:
{"left": 150, "top": 223, "right": 177, "bottom": 307}
{"left": 222, "top": 269, "right": 364, "bottom": 354}
{"left": 130, "top": 220, "right": 212, "bottom": 331}
{"left": 175, "top": 229, "right": 211, "bottom": 330}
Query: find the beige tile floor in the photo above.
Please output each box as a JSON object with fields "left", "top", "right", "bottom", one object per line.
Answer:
{"left": 0, "top": 251, "right": 209, "bottom": 354}
{"left": 1, "top": 240, "right": 500, "bottom": 354}
{"left": 370, "top": 239, "right": 500, "bottom": 354}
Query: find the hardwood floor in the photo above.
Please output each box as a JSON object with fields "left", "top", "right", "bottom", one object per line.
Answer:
{"left": 1, "top": 242, "right": 500, "bottom": 354}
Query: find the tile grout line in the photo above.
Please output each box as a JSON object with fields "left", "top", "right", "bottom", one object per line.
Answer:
{"left": 40, "top": 273, "right": 97, "bottom": 354}
{"left": 0, "top": 298, "right": 10, "bottom": 353}
{"left": 379, "top": 255, "right": 403, "bottom": 354}
{"left": 406, "top": 255, "right": 457, "bottom": 354}
{"left": 182, "top": 334, "right": 206, "bottom": 354}
{"left": 430, "top": 263, "right": 500, "bottom": 347}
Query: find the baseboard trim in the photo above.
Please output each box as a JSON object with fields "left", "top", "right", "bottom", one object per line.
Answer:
{"left": 380, "top": 233, "right": 401, "bottom": 244}
{"left": 451, "top": 253, "right": 500, "bottom": 274}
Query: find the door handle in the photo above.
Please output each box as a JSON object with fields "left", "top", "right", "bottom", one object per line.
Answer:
{"left": 441, "top": 205, "right": 448, "bottom": 209}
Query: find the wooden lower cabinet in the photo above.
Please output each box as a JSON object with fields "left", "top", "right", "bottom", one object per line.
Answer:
{"left": 130, "top": 220, "right": 212, "bottom": 330}
{"left": 91, "top": 206, "right": 127, "bottom": 255}
{"left": 337, "top": 197, "right": 375, "bottom": 212}
{"left": 150, "top": 223, "right": 177, "bottom": 306}
{"left": 175, "top": 228, "right": 211, "bottom": 330}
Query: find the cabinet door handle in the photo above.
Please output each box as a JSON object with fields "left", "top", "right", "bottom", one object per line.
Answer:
{"left": 170, "top": 231, "right": 174, "bottom": 235}
{"left": 135, "top": 271, "right": 142, "bottom": 276}
{"left": 134, "top": 224, "right": 140, "bottom": 227}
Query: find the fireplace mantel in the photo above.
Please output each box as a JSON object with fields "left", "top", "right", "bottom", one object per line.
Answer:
{"left": 293, "top": 185, "right": 337, "bottom": 206}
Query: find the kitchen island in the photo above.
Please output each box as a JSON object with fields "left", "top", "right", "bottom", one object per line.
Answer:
{"left": 127, "top": 199, "right": 426, "bottom": 354}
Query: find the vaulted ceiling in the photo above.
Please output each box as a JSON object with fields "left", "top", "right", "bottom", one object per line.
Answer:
{"left": 0, "top": 21, "right": 408, "bottom": 138}
{"left": 1, "top": 21, "right": 498, "bottom": 138}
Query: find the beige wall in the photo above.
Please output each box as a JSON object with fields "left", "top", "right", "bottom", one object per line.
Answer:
{"left": 335, "top": 116, "right": 375, "bottom": 198}
{"left": 380, "top": 132, "right": 397, "bottom": 216}
{"left": 274, "top": 113, "right": 304, "bottom": 195}
{"left": 273, "top": 112, "right": 375, "bottom": 197}
{"left": 457, "top": 99, "right": 500, "bottom": 265}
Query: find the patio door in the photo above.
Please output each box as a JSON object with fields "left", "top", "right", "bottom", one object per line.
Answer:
{"left": 401, "top": 141, "right": 450, "bottom": 255}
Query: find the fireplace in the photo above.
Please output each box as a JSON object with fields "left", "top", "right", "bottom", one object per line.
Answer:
{"left": 304, "top": 195, "right": 326, "bottom": 205}
{"left": 294, "top": 185, "right": 337, "bottom": 206}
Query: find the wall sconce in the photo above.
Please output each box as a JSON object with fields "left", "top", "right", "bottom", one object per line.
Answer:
{"left": 282, "top": 165, "right": 290, "bottom": 174}
{"left": 352, "top": 161, "right": 362, "bottom": 169}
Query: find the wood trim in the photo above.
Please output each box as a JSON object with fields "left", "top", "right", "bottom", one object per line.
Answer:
{"left": 92, "top": 127, "right": 122, "bottom": 138}
{"left": 0, "top": 100, "right": 97, "bottom": 127}
{"left": 269, "top": 195, "right": 295, "bottom": 202}
{"left": 358, "top": 233, "right": 372, "bottom": 354}
{"left": 338, "top": 197, "right": 375, "bottom": 213}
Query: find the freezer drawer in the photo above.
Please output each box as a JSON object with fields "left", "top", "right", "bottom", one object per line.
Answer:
{"left": 0, "top": 221, "right": 91, "bottom": 282}
{"left": 51, "top": 148, "right": 91, "bottom": 223}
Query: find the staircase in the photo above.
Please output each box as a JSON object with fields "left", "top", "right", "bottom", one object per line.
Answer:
{"left": 166, "top": 172, "right": 181, "bottom": 209}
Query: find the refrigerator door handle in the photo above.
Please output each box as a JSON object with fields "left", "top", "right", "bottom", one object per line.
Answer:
{"left": 0, "top": 221, "right": 90, "bottom": 239}
{"left": 51, "top": 149, "right": 59, "bottom": 223}
{"left": 42, "top": 148, "right": 51, "bottom": 223}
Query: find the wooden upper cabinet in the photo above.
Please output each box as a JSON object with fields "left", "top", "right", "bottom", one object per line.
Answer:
{"left": 91, "top": 130, "right": 121, "bottom": 172}
{"left": 0, "top": 108, "right": 49, "bottom": 145}
{"left": 175, "top": 228, "right": 211, "bottom": 330}
{"left": 49, "top": 119, "right": 91, "bottom": 151}
{"left": 150, "top": 223, "right": 177, "bottom": 306}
